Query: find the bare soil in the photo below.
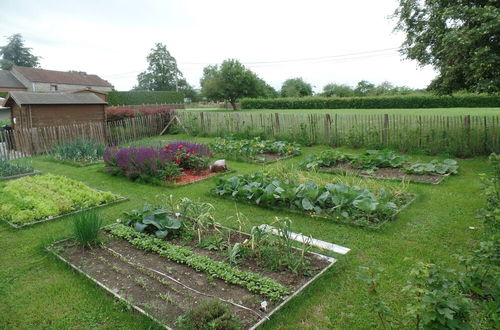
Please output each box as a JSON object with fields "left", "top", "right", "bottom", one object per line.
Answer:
{"left": 51, "top": 228, "right": 332, "bottom": 329}
{"left": 321, "top": 163, "right": 444, "bottom": 184}
{"left": 174, "top": 169, "right": 220, "bottom": 185}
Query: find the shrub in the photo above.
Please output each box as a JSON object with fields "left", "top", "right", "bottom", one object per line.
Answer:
{"left": 106, "top": 107, "right": 135, "bottom": 121}
{"left": 176, "top": 300, "right": 242, "bottom": 330}
{"left": 50, "top": 139, "right": 105, "bottom": 165}
{"left": 107, "top": 91, "right": 184, "bottom": 106}
{"left": 106, "top": 105, "right": 177, "bottom": 121}
{"left": 241, "top": 94, "right": 500, "bottom": 109}
{"left": 0, "top": 158, "right": 34, "bottom": 177}
{"left": 73, "top": 210, "right": 102, "bottom": 247}
{"left": 209, "top": 137, "right": 301, "bottom": 161}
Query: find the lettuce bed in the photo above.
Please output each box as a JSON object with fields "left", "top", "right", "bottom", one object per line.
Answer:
{"left": 0, "top": 174, "right": 124, "bottom": 226}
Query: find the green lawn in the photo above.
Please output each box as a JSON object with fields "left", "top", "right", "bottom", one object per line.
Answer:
{"left": 0, "top": 134, "right": 490, "bottom": 329}
{"left": 182, "top": 107, "right": 500, "bottom": 116}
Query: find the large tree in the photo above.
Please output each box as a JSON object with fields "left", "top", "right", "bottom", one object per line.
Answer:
{"left": 136, "top": 43, "right": 187, "bottom": 91}
{"left": 322, "top": 83, "right": 354, "bottom": 97}
{"left": 280, "top": 78, "right": 313, "bottom": 97}
{"left": 200, "top": 59, "right": 266, "bottom": 109}
{"left": 393, "top": 0, "right": 500, "bottom": 94}
{"left": 0, "top": 34, "right": 40, "bottom": 70}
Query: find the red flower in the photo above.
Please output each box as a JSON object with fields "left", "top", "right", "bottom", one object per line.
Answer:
{"left": 178, "top": 144, "right": 184, "bottom": 149}
{"left": 185, "top": 154, "right": 190, "bottom": 158}
{"left": 166, "top": 145, "right": 171, "bottom": 149}
{"left": 175, "top": 158, "right": 181, "bottom": 163}
{"left": 191, "top": 151, "right": 195, "bottom": 155}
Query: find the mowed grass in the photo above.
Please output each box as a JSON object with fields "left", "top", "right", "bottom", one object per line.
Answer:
{"left": 0, "top": 134, "right": 489, "bottom": 329}
{"left": 182, "top": 107, "right": 500, "bottom": 116}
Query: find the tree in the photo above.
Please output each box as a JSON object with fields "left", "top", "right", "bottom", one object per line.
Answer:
{"left": 0, "top": 34, "right": 40, "bottom": 69}
{"left": 322, "top": 83, "right": 354, "bottom": 97}
{"left": 136, "top": 43, "right": 184, "bottom": 91}
{"left": 280, "top": 78, "right": 313, "bottom": 97}
{"left": 200, "top": 59, "right": 266, "bottom": 109}
{"left": 354, "top": 80, "right": 375, "bottom": 96}
{"left": 393, "top": 0, "right": 500, "bottom": 94}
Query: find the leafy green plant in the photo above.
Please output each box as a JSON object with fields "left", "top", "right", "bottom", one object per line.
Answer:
{"left": 50, "top": 139, "right": 105, "bottom": 165}
{"left": 405, "top": 159, "right": 458, "bottom": 175}
{"left": 209, "top": 137, "right": 301, "bottom": 162}
{"left": 350, "top": 149, "right": 408, "bottom": 171}
{"left": 72, "top": 210, "right": 102, "bottom": 248}
{"left": 0, "top": 158, "right": 34, "bottom": 177}
{"left": 176, "top": 299, "right": 242, "bottom": 330}
{"left": 122, "top": 204, "right": 182, "bottom": 239}
{"left": 300, "top": 150, "right": 352, "bottom": 170}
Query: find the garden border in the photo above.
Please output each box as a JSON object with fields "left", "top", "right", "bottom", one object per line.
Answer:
{"left": 1, "top": 195, "right": 128, "bottom": 229}
{"left": 0, "top": 170, "right": 42, "bottom": 181}
{"left": 47, "top": 225, "right": 338, "bottom": 330}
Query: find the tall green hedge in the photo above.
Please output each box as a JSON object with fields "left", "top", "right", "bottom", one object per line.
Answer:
{"left": 241, "top": 95, "right": 500, "bottom": 109}
{"left": 107, "top": 91, "right": 184, "bottom": 106}
{"left": 0, "top": 92, "right": 8, "bottom": 98}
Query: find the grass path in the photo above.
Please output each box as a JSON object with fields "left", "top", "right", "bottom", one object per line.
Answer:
{"left": 0, "top": 134, "right": 489, "bottom": 329}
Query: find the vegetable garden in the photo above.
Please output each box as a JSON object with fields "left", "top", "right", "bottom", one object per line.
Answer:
{"left": 0, "top": 131, "right": 498, "bottom": 329}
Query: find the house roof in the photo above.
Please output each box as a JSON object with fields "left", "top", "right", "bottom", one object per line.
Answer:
{"left": 12, "top": 66, "right": 113, "bottom": 87}
{"left": 0, "top": 70, "right": 27, "bottom": 89}
{"left": 5, "top": 91, "right": 108, "bottom": 106}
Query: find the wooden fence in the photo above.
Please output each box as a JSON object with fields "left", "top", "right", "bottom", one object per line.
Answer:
{"left": 177, "top": 112, "right": 500, "bottom": 156}
{"left": 0, "top": 112, "right": 174, "bottom": 159}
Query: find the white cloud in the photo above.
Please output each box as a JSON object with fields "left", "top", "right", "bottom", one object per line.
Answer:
{"left": 0, "top": 0, "right": 436, "bottom": 91}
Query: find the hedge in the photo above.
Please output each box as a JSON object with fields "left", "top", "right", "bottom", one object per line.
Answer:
{"left": 241, "top": 95, "right": 500, "bottom": 109}
{"left": 0, "top": 92, "right": 8, "bottom": 98}
{"left": 107, "top": 91, "right": 184, "bottom": 106}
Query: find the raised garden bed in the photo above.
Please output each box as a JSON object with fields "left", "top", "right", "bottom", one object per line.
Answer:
{"left": 48, "top": 223, "right": 336, "bottom": 329}
{"left": 172, "top": 168, "right": 233, "bottom": 186}
{"left": 0, "top": 174, "right": 125, "bottom": 228}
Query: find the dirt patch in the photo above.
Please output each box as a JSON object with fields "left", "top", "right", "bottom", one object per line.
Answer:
{"left": 321, "top": 163, "right": 444, "bottom": 184}
{"left": 174, "top": 169, "right": 228, "bottom": 186}
{"left": 50, "top": 228, "right": 334, "bottom": 329}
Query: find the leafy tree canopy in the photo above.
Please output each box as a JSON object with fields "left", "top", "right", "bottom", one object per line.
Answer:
{"left": 136, "top": 43, "right": 188, "bottom": 92}
{"left": 393, "top": 0, "right": 500, "bottom": 94}
{"left": 280, "top": 78, "right": 313, "bottom": 97}
{"left": 0, "top": 34, "right": 40, "bottom": 70}
{"left": 200, "top": 59, "right": 269, "bottom": 109}
{"left": 354, "top": 80, "right": 376, "bottom": 96}
{"left": 322, "top": 83, "right": 355, "bottom": 97}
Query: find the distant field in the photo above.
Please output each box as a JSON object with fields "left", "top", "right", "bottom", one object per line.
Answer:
{"left": 182, "top": 107, "right": 500, "bottom": 116}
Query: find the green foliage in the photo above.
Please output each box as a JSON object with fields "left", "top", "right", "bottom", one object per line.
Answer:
{"left": 479, "top": 153, "right": 500, "bottom": 231}
{"left": 72, "top": 210, "right": 102, "bottom": 248}
{"left": 241, "top": 94, "right": 500, "bottom": 109}
{"left": 107, "top": 91, "right": 184, "bottom": 106}
{"left": 122, "top": 204, "right": 182, "bottom": 239}
{"left": 405, "top": 159, "right": 459, "bottom": 175}
{"left": 0, "top": 33, "right": 40, "bottom": 69}
{"left": 0, "top": 174, "right": 122, "bottom": 224}
{"left": 107, "top": 223, "right": 290, "bottom": 300}
{"left": 393, "top": 0, "right": 500, "bottom": 94}
{"left": 200, "top": 59, "right": 269, "bottom": 109}
{"left": 135, "top": 43, "right": 184, "bottom": 91}
{"left": 176, "top": 299, "right": 242, "bottom": 330}
{"left": 214, "top": 171, "right": 408, "bottom": 227}
{"left": 0, "top": 158, "right": 34, "bottom": 177}
{"left": 301, "top": 150, "right": 352, "bottom": 171}
{"left": 322, "top": 83, "right": 355, "bottom": 97}
{"left": 209, "top": 137, "right": 301, "bottom": 162}
{"left": 0, "top": 91, "right": 8, "bottom": 98}
{"left": 280, "top": 78, "right": 313, "bottom": 97}
{"left": 50, "top": 139, "right": 105, "bottom": 165}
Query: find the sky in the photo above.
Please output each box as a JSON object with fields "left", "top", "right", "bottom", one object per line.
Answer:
{"left": 0, "top": 0, "right": 437, "bottom": 92}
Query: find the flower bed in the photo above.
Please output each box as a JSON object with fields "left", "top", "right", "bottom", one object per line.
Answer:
{"left": 104, "top": 141, "right": 226, "bottom": 185}
{"left": 0, "top": 158, "right": 39, "bottom": 180}
{"left": 0, "top": 174, "right": 124, "bottom": 228}
{"left": 48, "top": 200, "right": 336, "bottom": 329}
{"left": 214, "top": 171, "right": 414, "bottom": 228}
{"left": 301, "top": 149, "right": 458, "bottom": 184}
{"left": 48, "top": 139, "right": 105, "bottom": 166}
{"left": 209, "top": 137, "right": 301, "bottom": 163}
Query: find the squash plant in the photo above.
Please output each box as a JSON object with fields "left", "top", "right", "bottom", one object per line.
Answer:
{"left": 123, "top": 204, "right": 182, "bottom": 239}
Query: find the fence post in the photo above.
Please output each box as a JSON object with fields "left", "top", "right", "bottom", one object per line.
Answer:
{"left": 383, "top": 114, "right": 389, "bottom": 146}
{"left": 464, "top": 115, "right": 471, "bottom": 151}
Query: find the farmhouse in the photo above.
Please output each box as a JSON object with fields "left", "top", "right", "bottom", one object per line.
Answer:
{"left": 9, "top": 66, "right": 113, "bottom": 92}
{"left": 0, "top": 70, "right": 28, "bottom": 92}
{"left": 5, "top": 91, "right": 107, "bottom": 129}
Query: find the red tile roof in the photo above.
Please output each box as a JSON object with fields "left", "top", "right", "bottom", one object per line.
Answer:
{"left": 13, "top": 66, "right": 113, "bottom": 87}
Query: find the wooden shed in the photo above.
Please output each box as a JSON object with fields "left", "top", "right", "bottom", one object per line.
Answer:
{"left": 5, "top": 91, "right": 107, "bottom": 129}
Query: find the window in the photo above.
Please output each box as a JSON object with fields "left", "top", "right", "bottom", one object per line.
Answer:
{"left": 50, "top": 84, "right": 58, "bottom": 91}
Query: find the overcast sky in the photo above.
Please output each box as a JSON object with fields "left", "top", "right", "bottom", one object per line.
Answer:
{"left": 0, "top": 0, "right": 436, "bottom": 92}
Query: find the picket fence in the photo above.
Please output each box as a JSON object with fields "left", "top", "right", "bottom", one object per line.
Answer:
{"left": 178, "top": 111, "right": 500, "bottom": 156}
{"left": 0, "top": 112, "right": 174, "bottom": 159}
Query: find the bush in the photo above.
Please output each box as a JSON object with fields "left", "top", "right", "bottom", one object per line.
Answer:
{"left": 241, "top": 95, "right": 500, "bottom": 109}
{"left": 73, "top": 210, "right": 102, "bottom": 248}
{"left": 107, "top": 91, "right": 184, "bottom": 106}
{"left": 0, "top": 158, "right": 34, "bottom": 177}
{"left": 106, "top": 105, "right": 178, "bottom": 121}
